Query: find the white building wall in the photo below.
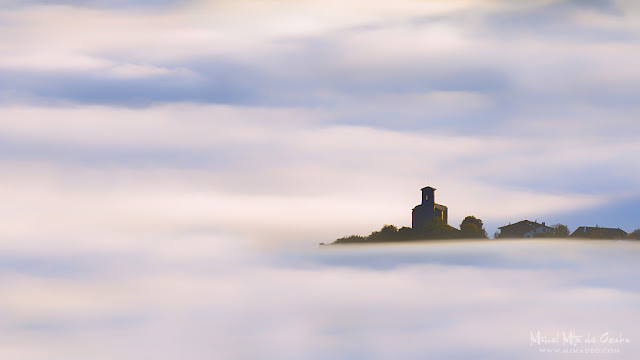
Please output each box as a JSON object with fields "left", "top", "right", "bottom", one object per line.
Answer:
{"left": 524, "top": 226, "right": 554, "bottom": 238}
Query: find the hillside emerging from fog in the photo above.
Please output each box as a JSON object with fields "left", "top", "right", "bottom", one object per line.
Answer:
{"left": 327, "top": 187, "right": 640, "bottom": 245}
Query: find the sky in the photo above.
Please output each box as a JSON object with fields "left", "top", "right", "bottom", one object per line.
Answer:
{"left": 2, "top": 0, "right": 640, "bottom": 245}
{"left": 1, "top": 1, "right": 640, "bottom": 358}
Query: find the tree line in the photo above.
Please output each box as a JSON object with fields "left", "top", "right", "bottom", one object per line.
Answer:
{"left": 333, "top": 218, "right": 640, "bottom": 244}
{"left": 333, "top": 216, "right": 488, "bottom": 244}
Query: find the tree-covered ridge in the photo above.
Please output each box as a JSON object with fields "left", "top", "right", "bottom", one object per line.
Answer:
{"left": 332, "top": 216, "right": 488, "bottom": 244}
{"left": 331, "top": 221, "right": 640, "bottom": 244}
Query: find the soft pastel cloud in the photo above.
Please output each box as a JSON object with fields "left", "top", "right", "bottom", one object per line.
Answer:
{"left": 1, "top": 103, "right": 637, "bottom": 243}
{"left": 0, "top": 1, "right": 639, "bottom": 357}
{"left": 1, "top": 0, "right": 639, "bottom": 109}
{"left": 0, "top": 240, "right": 639, "bottom": 359}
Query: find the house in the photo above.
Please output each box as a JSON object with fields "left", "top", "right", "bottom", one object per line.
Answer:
{"left": 570, "top": 226, "right": 628, "bottom": 239}
{"left": 412, "top": 186, "right": 448, "bottom": 231}
{"left": 498, "top": 220, "right": 554, "bottom": 238}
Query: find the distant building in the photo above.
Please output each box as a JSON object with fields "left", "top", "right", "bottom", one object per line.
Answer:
{"left": 498, "top": 220, "right": 554, "bottom": 238}
{"left": 412, "top": 186, "right": 448, "bottom": 231}
{"left": 570, "top": 226, "right": 628, "bottom": 239}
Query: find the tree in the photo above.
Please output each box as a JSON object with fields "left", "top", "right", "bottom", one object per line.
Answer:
{"left": 460, "top": 216, "right": 488, "bottom": 238}
{"left": 422, "top": 217, "right": 456, "bottom": 239}
{"left": 379, "top": 224, "right": 398, "bottom": 239}
{"left": 368, "top": 224, "right": 398, "bottom": 241}
{"left": 334, "top": 234, "right": 367, "bottom": 243}
{"left": 629, "top": 229, "right": 640, "bottom": 240}
{"left": 397, "top": 226, "right": 415, "bottom": 240}
{"left": 552, "top": 224, "right": 570, "bottom": 237}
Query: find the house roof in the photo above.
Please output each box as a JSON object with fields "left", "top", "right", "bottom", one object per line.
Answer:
{"left": 498, "top": 220, "right": 552, "bottom": 237}
{"left": 499, "top": 220, "right": 550, "bottom": 230}
{"left": 570, "top": 226, "right": 628, "bottom": 239}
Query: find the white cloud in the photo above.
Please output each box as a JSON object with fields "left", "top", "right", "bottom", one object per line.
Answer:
{"left": 0, "top": 54, "right": 113, "bottom": 72}
{"left": 0, "top": 1, "right": 639, "bottom": 358}
{"left": 0, "top": 240, "right": 639, "bottom": 359}
{"left": 109, "top": 63, "right": 193, "bottom": 78}
{"left": 2, "top": 103, "right": 635, "bottom": 246}
{"left": 0, "top": 104, "right": 315, "bottom": 149}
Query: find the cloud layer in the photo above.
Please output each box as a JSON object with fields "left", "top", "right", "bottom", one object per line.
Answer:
{"left": 1, "top": 2, "right": 640, "bottom": 358}
{"left": 0, "top": 239, "right": 639, "bottom": 359}
{"left": 1, "top": 1, "right": 639, "bottom": 237}
{"left": 0, "top": 102, "right": 637, "bottom": 241}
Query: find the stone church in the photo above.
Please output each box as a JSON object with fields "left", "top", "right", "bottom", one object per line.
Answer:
{"left": 412, "top": 186, "right": 448, "bottom": 231}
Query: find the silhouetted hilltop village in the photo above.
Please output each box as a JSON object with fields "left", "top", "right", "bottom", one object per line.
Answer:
{"left": 326, "top": 186, "right": 640, "bottom": 245}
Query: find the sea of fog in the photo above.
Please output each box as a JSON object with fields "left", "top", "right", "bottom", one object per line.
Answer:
{"left": 1, "top": 238, "right": 639, "bottom": 359}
